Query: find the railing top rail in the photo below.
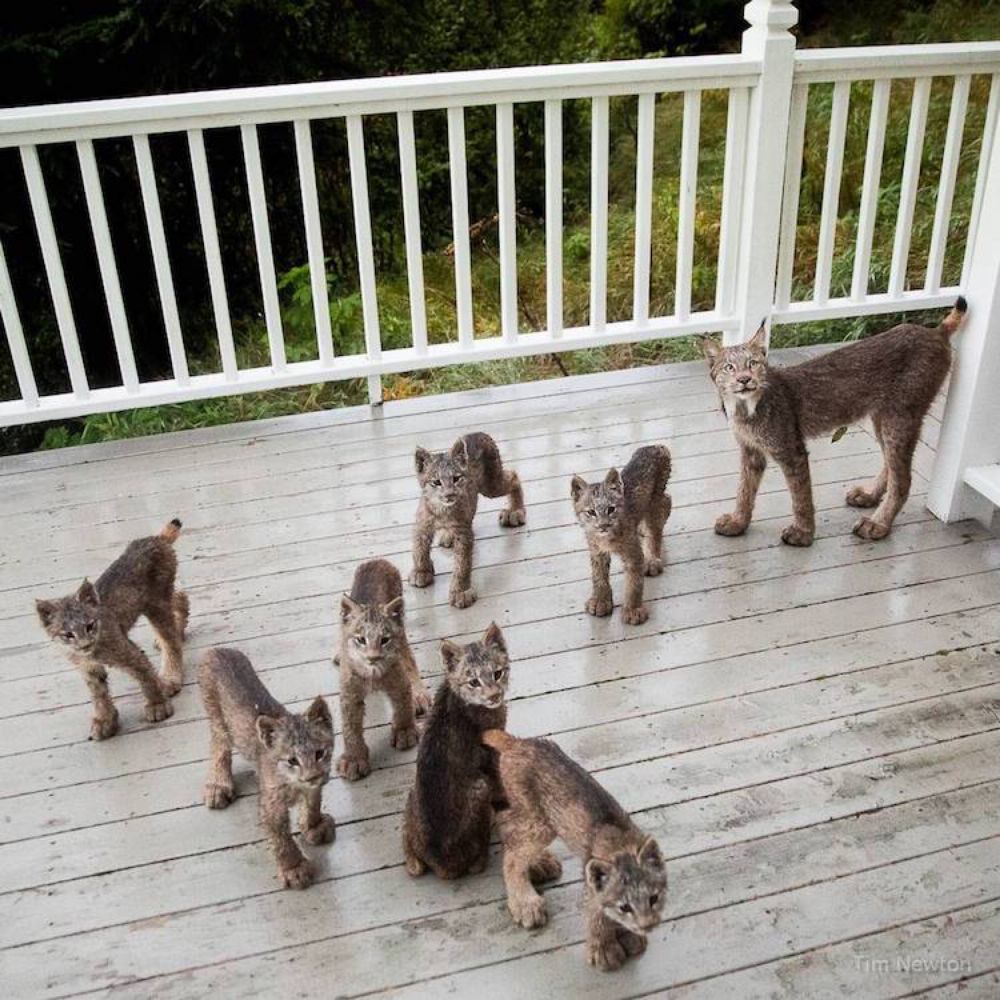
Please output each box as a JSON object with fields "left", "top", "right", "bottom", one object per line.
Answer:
{"left": 0, "top": 54, "right": 760, "bottom": 148}
{"left": 794, "top": 40, "right": 1000, "bottom": 81}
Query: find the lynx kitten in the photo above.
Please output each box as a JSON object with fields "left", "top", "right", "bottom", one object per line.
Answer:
{"left": 336, "top": 558, "right": 432, "bottom": 781}
{"left": 410, "top": 432, "right": 525, "bottom": 609}
{"left": 35, "top": 518, "right": 188, "bottom": 740}
{"left": 199, "top": 647, "right": 336, "bottom": 890}
{"left": 571, "top": 445, "right": 672, "bottom": 625}
{"left": 402, "top": 623, "right": 510, "bottom": 879}
{"left": 484, "top": 730, "right": 667, "bottom": 971}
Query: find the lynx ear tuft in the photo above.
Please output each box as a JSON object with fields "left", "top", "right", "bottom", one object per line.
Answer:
{"left": 638, "top": 836, "right": 664, "bottom": 870}
{"left": 35, "top": 599, "right": 57, "bottom": 627}
{"left": 340, "top": 594, "right": 360, "bottom": 623}
{"left": 701, "top": 335, "right": 722, "bottom": 362}
{"left": 747, "top": 321, "right": 768, "bottom": 353}
{"left": 604, "top": 467, "right": 622, "bottom": 489}
{"left": 450, "top": 437, "right": 469, "bottom": 467}
{"left": 483, "top": 621, "right": 506, "bottom": 651}
{"left": 585, "top": 857, "right": 613, "bottom": 893}
{"left": 441, "top": 639, "right": 463, "bottom": 673}
{"left": 383, "top": 596, "right": 404, "bottom": 622}
{"left": 256, "top": 715, "right": 278, "bottom": 748}
{"left": 415, "top": 447, "right": 431, "bottom": 476}
{"left": 304, "top": 696, "right": 332, "bottom": 730}
{"left": 76, "top": 579, "right": 99, "bottom": 606}
{"left": 570, "top": 475, "right": 587, "bottom": 502}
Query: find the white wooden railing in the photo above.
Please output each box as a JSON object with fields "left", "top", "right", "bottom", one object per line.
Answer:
{"left": 1, "top": 1, "right": 999, "bottom": 523}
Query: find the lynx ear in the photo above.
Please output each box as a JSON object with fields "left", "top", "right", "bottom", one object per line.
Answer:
{"left": 483, "top": 621, "right": 506, "bottom": 652}
{"left": 450, "top": 437, "right": 469, "bottom": 467}
{"left": 585, "top": 857, "right": 613, "bottom": 893}
{"left": 638, "top": 836, "right": 664, "bottom": 870}
{"left": 747, "top": 320, "right": 768, "bottom": 353}
{"left": 304, "top": 696, "right": 333, "bottom": 731}
{"left": 604, "top": 467, "right": 622, "bottom": 489}
{"left": 256, "top": 715, "right": 279, "bottom": 748}
{"left": 383, "top": 596, "right": 404, "bottom": 622}
{"left": 416, "top": 447, "right": 434, "bottom": 478}
{"left": 340, "top": 594, "right": 361, "bottom": 623}
{"left": 701, "top": 336, "right": 723, "bottom": 363}
{"left": 35, "top": 599, "right": 57, "bottom": 627}
{"left": 441, "top": 639, "right": 463, "bottom": 673}
{"left": 76, "top": 579, "right": 99, "bottom": 606}
{"left": 570, "top": 475, "right": 587, "bottom": 503}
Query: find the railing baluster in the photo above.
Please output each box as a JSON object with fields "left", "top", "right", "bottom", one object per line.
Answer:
{"left": 962, "top": 73, "right": 1000, "bottom": 288}
{"left": 240, "top": 125, "right": 286, "bottom": 372}
{"left": 496, "top": 102, "right": 518, "bottom": 342}
{"left": 346, "top": 115, "right": 381, "bottom": 366}
{"left": 293, "top": 120, "right": 335, "bottom": 367}
{"left": 20, "top": 145, "right": 89, "bottom": 399}
{"left": 716, "top": 87, "right": 749, "bottom": 317}
{"left": 774, "top": 83, "right": 809, "bottom": 310}
{"left": 851, "top": 79, "right": 891, "bottom": 301}
{"left": 590, "top": 95, "right": 610, "bottom": 333}
{"left": 544, "top": 99, "right": 563, "bottom": 339}
{"left": 397, "top": 110, "right": 428, "bottom": 355}
{"left": 633, "top": 92, "right": 655, "bottom": 326}
{"left": 447, "top": 107, "right": 474, "bottom": 349}
{"left": 76, "top": 139, "right": 138, "bottom": 394}
{"left": 814, "top": 80, "right": 850, "bottom": 305}
{"left": 925, "top": 75, "right": 971, "bottom": 293}
{"left": 0, "top": 239, "right": 39, "bottom": 408}
{"left": 675, "top": 89, "right": 701, "bottom": 321}
{"left": 888, "top": 77, "right": 932, "bottom": 297}
{"left": 187, "top": 129, "right": 238, "bottom": 381}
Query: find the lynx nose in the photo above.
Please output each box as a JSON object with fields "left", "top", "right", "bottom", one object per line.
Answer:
{"left": 736, "top": 373, "right": 753, "bottom": 386}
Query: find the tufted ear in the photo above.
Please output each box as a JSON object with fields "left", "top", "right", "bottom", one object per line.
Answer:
{"left": 746, "top": 319, "right": 768, "bottom": 353}
{"left": 383, "top": 595, "right": 404, "bottom": 622}
{"left": 585, "top": 857, "right": 613, "bottom": 893}
{"left": 638, "top": 836, "right": 664, "bottom": 870}
{"left": 450, "top": 437, "right": 469, "bottom": 467}
{"left": 483, "top": 621, "right": 506, "bottom": 652}
{"left": 701, "top": 335, "right": 723, "bottom": 363}
{"left": 441, "top": 639, "right": 463, "bottom": 673}
{"left": 256, "top": 715, "right": 279, "bottom": 748}
{"left": 76, "top": 579, "right": 99, "bottom": 606}
{"left": 570, "top": 475, "right": 587, "bottom": 503}
{"left": 604, "top": 467, "right": 622, "bottom": 489}
{"left": 35, "top": 599, "right": 57, "bottom": 628}
{"left": 340, "top": 593, "right": 361, "bottom": 623}
{"left": 415, "top": 447, "right": 431, "bottom": 477}
{"left": 304, "top": 696, "right": 333, "bottom": 731}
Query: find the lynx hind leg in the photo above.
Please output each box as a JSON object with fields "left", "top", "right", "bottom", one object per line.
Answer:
{"left": 854, "top": 417, "right": 919, "bottom": 541}
{"left": 477, "top": 439, "right": 526, "bottom": 526}
{"left": 81, "top": 664, "right": 119, "bottom": 741}
{"left": 202, "top": 703, "right": 235, "bottom": 809}
{"left": 642, "top": 492, "right": 672, "bottom": 577}
{"left": 402, "top": 795, "right": 428, "bottom": 877}
{"left": 497, "top": 471, "right": 526, "bottom": 527}
{"left": 146, "top": 603, "right": 185, "bottom": 696}
{"left": 172, "top": 590, "right": 190, "bottom": 638}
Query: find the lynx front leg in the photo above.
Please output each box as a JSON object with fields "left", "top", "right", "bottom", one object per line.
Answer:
{"left": 620, "top": 538, "right": 649, "bottom": 625}
{"left": 299, "top": 787, "right": 336, "bottom": 846}
{"left": 409, "top": 510, "right": 436, "bottom": 588}
{"left": 587, "top": 911, "right": 630, "bottom": 972}
{"left": 502, "top": 839, "right": 550, "bottom": 928}
{"left": 384, "top": 669, "right": 419, "bottom": 750}
{"left": 337, "top": 682, "right": 371, "bottom": 781}
{"left": 80, "top": 663, "right": 119, "bottom": 740}
{"left": 585, "top": 547, "right": 613, "bottom": 617}
{"left": 775, "top": 445, "right": 815, "bottom": 547}
{"left": 113, "top": 637, "right": 174, "bottom": 722}
{"left": 203, "top": 714, "right": 235, "bottom": 809}
{"left": 716, "top": 444, "right": 766, "bottom": 537}
{"left": 399, "top": 638, "right": 431, "bottom": 716}
{"left": 449, "top": 527, "right": 477, "bottom": 609}
{"left": 260, "top": 789, "right": 312, "bottom": 890}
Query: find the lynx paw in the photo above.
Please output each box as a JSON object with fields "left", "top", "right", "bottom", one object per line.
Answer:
{"left": 715, "top": 513, "right": 748, "bottom": 537}
{"left": 89, "top": 712, "right": 119, "bottom": 741}
{"left": 589, "top": 936, "right": 628, "bottom": 972}
{"left": 846, "top": 485, "right": 880, "bottom": 508}
{"left": 529, "top": 851, "right": 563, "bottom": 884}
{"left": 204, "top": 782, "right": 234, "bottom": 809}
{"left": 499, "top": 508, "right": 526, "bottom": 528}
{"left": 853, "top": 517, "right": 890, "bottom": 541}
{"left": 279, "top": 858, "right": 314, "bottom": 890}
{"left": 409, "top": 568, "right": 435, "bottom": 588}
{"left": 337, "top": 753, "right": 371, "bottom": 781}
{"left": 618, "top": 929, "right": 648, "bottom": 957}
{"left": 437, "top": 530, "right": 454, "bottom": 548}
{"left": 159, "top": 673, "right": 183, "bottom": 698}
{"left": 412, "top": 686, "right": 432, "bottom": 717}
{"left": 144, "top": 699, "right": 174, "bottom": 723}
{"left": 585, "top": 596, "right": 614, "bottom": 617}
{"left": 391, "top": 723, "right": 419, "bottom": 751}
{"left": 622, "top": 604, "right": 649, "bottom": 626}
{"left": 780, "top": 524, "right": 814, "bottom": 547}
{"left": 405, "top": 854, "right": 427, "bottom": 877}
{"left": 449, "top": 587, "right": 477, "bottom": 609}
{"left": 303, "top": 813, "right": 337, "bottom": 845}
{"left": 644, "top": 557, "right": 664, "bottom": 577}
{"left": 509, "top": 893, "right": 548, "bottom": 929}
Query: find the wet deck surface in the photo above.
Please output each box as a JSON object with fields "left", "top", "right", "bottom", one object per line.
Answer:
{"left": 1, "top": 351, "right": 998, "bottom": 999}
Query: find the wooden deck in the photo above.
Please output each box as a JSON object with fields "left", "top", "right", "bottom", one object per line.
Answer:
{"left": 1, "top": 351, "right": 998, "bottom": 1000}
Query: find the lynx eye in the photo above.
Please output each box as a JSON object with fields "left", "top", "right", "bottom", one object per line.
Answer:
{"left": 85, "top": 621, "right": 96, "bottom": 633}
{"left": 315, "top": 748, "right": 327, "bottom": 762}
{"left": 454, "top": 473, "right": 465, "bottom": 482}
{"left": 748, "top": 358, "right": 758, "bottom": 368}
{"left": 431, "top": 478, "right": 442, "bottom": 487}
{"left": 287, "top": 756, "right": 299, "bottom": 768}
{"left": 355, "top": 635, "right": 367, "bottom": 646}
{"left": 467, "top": 677, "right": 481, "bottom": 688}
{"left": 586, "top": 508, "right": 597, "bottom": 517}
{"left": 493, "top": 669, "right": 505, "bottom": 681}
{"left": 61, "top": 631, "right": 74, "bottom": 641}
{"left": 382, "top": 632, "right": 391, "bottom": 643}
{"left": 650, "top": 893, "right": 660, "bottom": 906}
{"left": 607, "top": 505, "right": 616, "bottom": 515}
{"left": 724, "top": 363, "right": 736, "bottom": 372}
{"left": 618, "top": 902, "right": 633, "bottom": 914}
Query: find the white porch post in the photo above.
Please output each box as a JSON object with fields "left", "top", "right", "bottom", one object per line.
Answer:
{"left": 730, "top": 0, "right": 799, "bottom": 346}
{"left": 927, "top": 108, "right": 1000, "bottom": 526}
